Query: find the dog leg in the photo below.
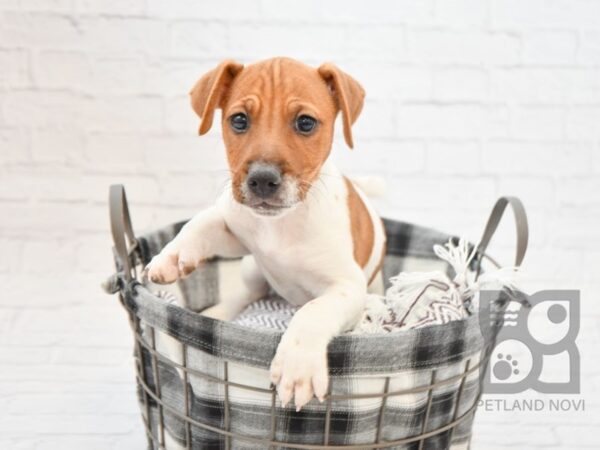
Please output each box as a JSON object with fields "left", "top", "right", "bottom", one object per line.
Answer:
{"left": 146, "top": 206, "right": 248, "bottom": 284}
{"left": 269, "top": 275, "right": 366, "bottom": 410}
{"left": 201, "top": 255, "right": 269, "bottom": 321}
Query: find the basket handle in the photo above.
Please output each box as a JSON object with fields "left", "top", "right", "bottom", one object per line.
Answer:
{"left": 109, "top": 184, "right": 137, "bottom": 282}
{"left": 474, "top": 196, "right": 528, "bottom": 280}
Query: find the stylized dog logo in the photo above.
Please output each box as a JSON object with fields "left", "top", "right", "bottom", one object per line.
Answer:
{"left": 478, "top": 290, "right": 580, "bottom": 394}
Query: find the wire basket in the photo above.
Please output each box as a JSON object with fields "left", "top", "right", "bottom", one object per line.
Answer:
{"left": 106, "top": 185, "right": 528, "bottom": 450}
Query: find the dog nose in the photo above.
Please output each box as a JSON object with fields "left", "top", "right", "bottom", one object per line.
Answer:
{"left": 246, "top": 165, "right": 282, "bottom": 199}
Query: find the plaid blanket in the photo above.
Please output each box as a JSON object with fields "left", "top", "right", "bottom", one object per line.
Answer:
{"left": 115, "top": 219, "right": 497, "bottom": 449}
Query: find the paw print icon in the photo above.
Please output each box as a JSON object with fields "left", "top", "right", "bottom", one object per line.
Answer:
{"left": 494, "top": 353, "right": 520, "bottom": 380}
{"left": 479, "top": 290, "right": 580, "bottom": 394}
{"left": 488, "top": 340, "right": 532, "bottom": 389}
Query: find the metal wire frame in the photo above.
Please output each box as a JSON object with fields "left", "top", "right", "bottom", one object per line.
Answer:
{"left": 106, "top": 186, "right": 523, "bottom": 449}
{"left": 126, "top": 313, "right": 490, "bottom": 450}
{"left": 107, "top": 189, "right": 524, "bottom": 450}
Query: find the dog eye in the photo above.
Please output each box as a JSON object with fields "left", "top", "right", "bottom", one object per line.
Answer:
{"left": 229, "top": 113, "right": 249, "bottom": 133}
{"left": 295, "top": 115, "right": 317, "bottom": 134}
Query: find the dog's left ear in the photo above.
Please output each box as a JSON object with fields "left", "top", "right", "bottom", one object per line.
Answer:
{"left": 318, "top": 63, "right": 365, "bottom": 149}
{"left": 190, "top": 60, "right": 244, "bottom": 135}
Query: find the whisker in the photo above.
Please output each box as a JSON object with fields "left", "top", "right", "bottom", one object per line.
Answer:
{"left": 316, "top": 172, "right": 344, "bottom": 181}
{"left": 298, "top": 179, "right": 328, "bottom": 207}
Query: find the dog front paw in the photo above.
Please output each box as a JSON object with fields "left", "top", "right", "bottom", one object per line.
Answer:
{"left": 145, "top": 253, "right": 179, "bottom": 284}
{"left": 145, "top": 247, "right": 205, "bottom": 284}
{"left": 269, "top": 333, "right": 329, "bottom": 411}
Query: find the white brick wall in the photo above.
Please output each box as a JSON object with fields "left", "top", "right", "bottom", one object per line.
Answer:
{"left": 1, "top": 0, "right": 599, "bottom": 448}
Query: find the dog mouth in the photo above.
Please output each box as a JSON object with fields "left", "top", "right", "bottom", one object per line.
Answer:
{"left": 246, "top": 201, "right": 291, "bottom": 216}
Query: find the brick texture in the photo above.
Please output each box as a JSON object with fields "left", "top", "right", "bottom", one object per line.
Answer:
{"left": 1, "top": 1, "right": 598, "bottom": 448}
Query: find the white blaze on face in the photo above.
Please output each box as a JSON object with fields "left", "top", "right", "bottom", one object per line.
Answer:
{"left": 280, "top": 174, "right": 300, "bottom": 207}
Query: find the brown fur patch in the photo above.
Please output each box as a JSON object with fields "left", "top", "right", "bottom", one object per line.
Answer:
{"left": 344, "top": 177, "right": 374, "bottom": 268}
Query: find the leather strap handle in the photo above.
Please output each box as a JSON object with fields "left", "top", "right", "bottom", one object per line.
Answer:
{"left": 109, "top": 184, "right": 137, "bottom": 281}
{"left": 475, "top": 196, "right": 528, "bottom": 280}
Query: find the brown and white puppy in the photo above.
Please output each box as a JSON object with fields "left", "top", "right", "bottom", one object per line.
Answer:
{"left": 146, "top": 57, "right": 385, "bottom": 410}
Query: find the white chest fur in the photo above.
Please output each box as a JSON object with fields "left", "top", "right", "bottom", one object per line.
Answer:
{"left": 219, "top": 162, "right": 361, "bottom": 305}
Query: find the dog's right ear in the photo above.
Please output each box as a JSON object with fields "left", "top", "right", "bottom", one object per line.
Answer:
{"left": 190, "top": 60, "right": 244, "bottom": 135}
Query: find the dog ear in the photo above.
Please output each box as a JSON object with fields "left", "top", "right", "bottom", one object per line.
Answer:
{"left": 190, "top": 60, "right": 244, "bottom": 135}
{"left": 318, "top": 63, "right": 365, "bottom": 149}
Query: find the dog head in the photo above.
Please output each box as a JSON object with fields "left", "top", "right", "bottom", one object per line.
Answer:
{"left": 190, "top": 57, "right": 365, "bottom": 217}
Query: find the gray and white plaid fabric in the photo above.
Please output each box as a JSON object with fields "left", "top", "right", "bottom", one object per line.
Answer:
{"left": 115, "top": 219, "right": 498, "bottom": 449}
{"left": 231, "top": 296, "right": 297, "bottom": 330}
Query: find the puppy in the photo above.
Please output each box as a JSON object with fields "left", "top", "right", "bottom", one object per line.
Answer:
{"left": 146, "top": 57, "right": 385, "bottom": 410}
